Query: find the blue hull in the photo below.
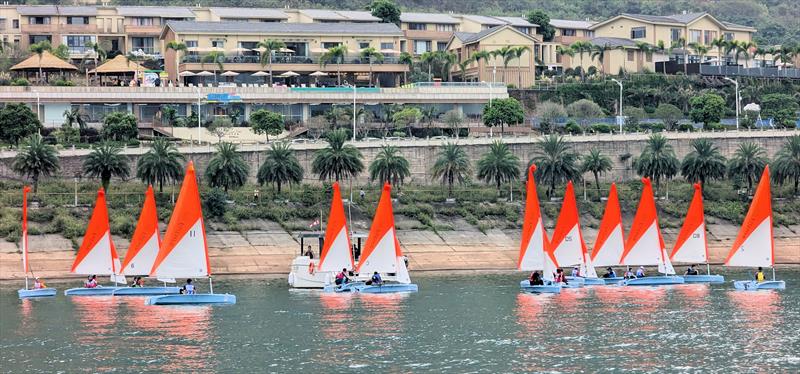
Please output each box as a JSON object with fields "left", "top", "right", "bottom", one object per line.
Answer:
{"left": 564, "top": 276, "right": 586, "bottom": 286}
{"left": 619, "top": 276, "right": 685, "bottom": 286}
{"left": 683, "top": 274, "right": 725, "bottom": 284}
{"left": 145, "top": 294, "right": 237, "bottom": 305}
{"left": 324, "top": 282, "right": 418, "bottom": 293}
{"left": 733, "top": 280, "right": 786, "bottom": 291}
{"left": 519, "top": 280, "right": 563, "bottom": 293}
{"left": 18, "top": 288, "right": 57, "bottom": 299}
{"left": 579, "top": 277, "right": 607, "bottom": 286}
{"left": 64, "top": 287, "right": 122, "bottom": 296}
{"left": 112, "top": 287, "right": 181, "bottom": 296}
{"left": 602, "top": 277, "right": 625, "bottom": 285}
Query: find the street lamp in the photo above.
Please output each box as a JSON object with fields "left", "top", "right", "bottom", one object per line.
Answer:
{"left": 723, "top": 77, "right": 740, "bottom": 130}
{"left": 194, "top": 86, "right": 202, "bottom": 144}
{"left": 610, "top": 78, "right": 623, "bottom": 133}
{"left": 32, "top": 89, "right": 40, "bottom": 123}
{"left": 348, "top": 84, "right": 357, "bottom": 142}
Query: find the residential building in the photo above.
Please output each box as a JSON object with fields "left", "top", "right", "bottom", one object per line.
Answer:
{"left": 399, "top": 12, "right": 460, "bottom": 55}
{"left": 567, "top": 37, "right": 667, "bottom": 75}
{"left": 448, "top": 25, "right": 538, "bottom": 87}
{"left": 550, "top": 19, "right": 596, "bottom": 45}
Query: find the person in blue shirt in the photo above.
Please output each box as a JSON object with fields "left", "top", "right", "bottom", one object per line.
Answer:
{"left": 603, "top": 267, "right": 617, "bottom": 278}
{"left": 181, "top": 278, "right": 195, "bottom": 295}
{"left": 370, "top": 272, "right": 383, "bottom": 286}
{"left": 624, "top": 267, "right": 636, "bottom": 279}
{"left": 571, "top": 266, "right": 580, "bottom": 277}
{"left": 635, "top": 266, "right": 646, "bottom": 278}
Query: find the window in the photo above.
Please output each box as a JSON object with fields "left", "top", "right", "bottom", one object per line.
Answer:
{"left": 562, "top": 29, "right": 576, "bottom": 37}
{"left": 13, "top": 19, "right": 19, "bottom": 29}
{"left": 414, "top": 40, "right": 431, "bottom": 54}
{"left": 185, "top": 40, "right": 198, "bottom": 55}
{"left": 630, "top": 27, "right": 646, "bottom": 39}
{"left": 29, "top": 35, "right": 51, "bottom": 44}
{"left": 408, "top": 23, "right": 427, "bottom": 30}
{"left": 515, "top": 26, "right": 530, "bottom": 34}
{"left": 435, "top": 24, "right": 454, "bottom": 32}
{"left": 322, "top": 42, "right": 340, "bottom": 49}
{"left": 689, "top": 29, "right": 702, "bottom": 43}
{"left": 211, "top": 39, "right": 224, "bottom": 49}
{"left": 704, "top": 30, "right": 717, "bottom": 45}
{"left": 437, "top": 42, "right": 448, "bottom": 51}
{"left": 380, "top": 42, "right": 394, "bottom": 50}
{"left": 627, "top": 50, "right": 634, "bottom": 61}
{"left": 583, "top": 30, "right": 594, "bottom": 38}
{"left": 133, "top": 17, "right": 154, "bottom": 26}
{"left": 131, "top": 37, "right": 155, "bottom": 54}
{"left": 723, "top": 32, "right": 734, "bottom": 41}
{"left": 400, "top": 40, "right": 406, "bottom": 52}
{"left": 66, "top": 17, "right": 89, "bottom": 25}
{"left": 29, "top": 16, "right": 50, "bottom": 25}
{"left": 646, "top": 52, "right": 652, "bottom": 62}
{"left": 670, "top": 28, "right": 681, "bottom": 42}
{"left": 64, "top": 35, "right": 94, "bottom": 53}
{"left": 0, "top": 18, "right": 5, "bottom": 31}
{"left": 359, "top": 42, "right": 370, "bottom": 49}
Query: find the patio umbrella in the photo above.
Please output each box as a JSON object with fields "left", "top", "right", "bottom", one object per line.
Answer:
{"left": 220, "top": 71, "right": 240, "bottom": 76}
{"left": 196, "top": 70, "right": 214, "bottom": 84}
{"left": 230, "top": 47, "right": 251, "bottom": 54}
{"left": 279, "top": 47, "right": 295, "bottom": 53}
{"left": 251, "top": 71, "right": 270, "bottom": 84}
{"left": 279, "top": 71, "right": 300, "bottom": 85}
{"left": 178, "top": 71, "right": 196, "bottom": 76}
{"left": 309, "top": 71, "right": 328, "bottom": 85}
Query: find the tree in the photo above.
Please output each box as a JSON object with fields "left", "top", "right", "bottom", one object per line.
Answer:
{"left": 727, "top": 142, "right": 768, "bottom": 193}
{"left": 207, "top": 117, "right": 232, "bottom": 143}
{"left": 555, "top": 46, "right": 575, "bottom": 81}
{"left": 525, "top": 10, "right": 555, "bottom": 42}
{"left": 249, "top": 109, "right": 284, "bottom": 142}
{"left": 52, "top": 44, "right": 69, "bottom": 60}
{"left": 419, "top": 51, "right": 437, "bottom": 79}
{"left": 205, "top": 142, "right": 250, "bottom": 192}
{"left": 136, "top": 138, "right": 185, "bottom": 192}
{"left": 85, "top": 40, "right": 109, "bottom": 83}
{"left": 570, "top": 41, "right": 593, "bottom": 82}
{"left": 359, "top": 47, "right": 384, "bottom": 87}
{"left": 312, "top": 129, "right": 364, "bottom": 181}
{"left": 101, "top": 112, "right": 138, "bottom": 141}
{"left": 201, "top": 50, "right": 225, "bottom": 83}
{"left": 0, "top": 103, "right": 41, "bottom": 147}
{"left": 392, "top": 106, "right": 422, "bottom": 136}
{"left": 63, "top": 107, "right": 88, "bottom": 130}
{"left": 477, "top": 140, "right": 520, "bottom": 190}
{"left": 367, "top": 0, "right": 401, "bottom": 24}
{"left": 83, "top": 142, "right": 130, "bottom": 192}
{"left": 257, "top": 39, "right": 286, "bottom": 85}
{"left": 535, "top": 101, "right": 567, "bottom": 134}
{"left": 634, "top": 134, "right": 679, "bottom": 194}
{"left": 165, "top": 41, "right": 187, "bottom": 84}
{"left": 680, "top": 138, "right": 726, "bottom": 189}
{"left": 369, "top": 145, "right": 411, "bottom": 187}
{"left": 257, "top": 141, "right": 303, "bottom": 193}
{"left": 320, "top": 45, "right": 348, "bottom": 85}
{"left": 11, "top": 134, "right": 59, "bottom": 193}
{"left": 470, "top": 50, "right": 491, "bottom": 74}
{"left": 398, "top": 52, "right": 414, "bottom": 84}
{"left": 761, "top": 93, "right": 800, "bottom": 128}
{"left": 483, "top": 97, "right": 524, "bottom": 135}
{"left": 530, "top": 134, "right": 581, "bottom": 197}
{"left": 442, "top": 109, "right": 463, "bottom": 138}
{"left": 689, "top": 93, "right": 726, "bottom": 126}
{"left": 431, "top": 143, "right": 471, "bottom": 196}
{"left": 581, "top": 148, "right": 612, "bottom": 200}
{"left": 28, "top": 40, "right": 52, "bottom": 82}
{"left": 689, "top": 42, "right": 710, "bottom": 64}
{"left": 672, "top": 37, "right": 688, "bottom": 74}
{"left": 491, "top": 46, "right": 515, "bottom": 84}
{"left": 710, "top": 36, "right": 727, "bottom": 66}
{"left": 566, "top": 99, "right": 603, "bottom": 129}
{"left": 654, "top": 103, "right": 683, "bottom": 130}
{"left": 590, "top": 43, "right": 612, "bottom": 76}
{"left": 773, "top": 135, "right": 800, "bottom": 195}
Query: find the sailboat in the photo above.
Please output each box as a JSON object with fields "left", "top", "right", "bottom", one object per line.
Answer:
{"left": 725, "top": 166, "right": 786, "bottom": 291}
{"left": 590, "top": 183, "right": 626, "bottom": 285}
{"left": 113, "top": 185, "right": 181, "bottom": 296}
{"left": 548, "top": 181, "right": 599, "bottom": 287}
{"left": 145, "top": 162, "right": 236, "bottom": 305}
{"left": 65, "top": 188, "right": 127, "bottom": 296}
{"left": 17, "top": 186, "right": 57, "bottom": 299}
{"left": 289, "top": 181, "right": 355, "bottom": 288}
{"left": 618, "top": 178, "right": 684, "bottom": 286}
{"left": 325, "top": 182, "right": 417, "bottom": 293}
{"left": 669, "top": 183, "right": 724, "bottom": 283}
{"left": 517, "top": 165, "right": 561, "bottom": 294}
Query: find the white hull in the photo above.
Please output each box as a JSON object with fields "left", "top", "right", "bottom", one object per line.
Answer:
{"left": 288, "top": 256, "right": 333, "bottom": 289}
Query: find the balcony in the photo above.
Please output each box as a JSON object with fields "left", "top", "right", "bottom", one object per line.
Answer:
{"left": 22, "top": 23, "right": 98, "bottom": 34}
{"left": 124, "top": 24, "right": 162, "bottom": 35}
{"left": 182, "top": 54, "right": 404, "bottom": 65}
{"left": 403, "top": 29, "right": 454, "bottom": 41}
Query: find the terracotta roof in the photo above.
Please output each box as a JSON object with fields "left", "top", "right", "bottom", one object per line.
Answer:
{"left": 90, "top": 55, "right": 146, "bottom": 74}
{"left": 11, "top": 50, "right": 77, "bottom": 71}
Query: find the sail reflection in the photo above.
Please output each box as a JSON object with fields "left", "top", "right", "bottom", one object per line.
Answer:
{"left": 318, "top": 293, "right": 355, "bottom": 339}
{"left": 727, "top": 290, "right": 781, "bottom": 332}
{"left": 676, "top": 284, "right": 710, "bottom": 308}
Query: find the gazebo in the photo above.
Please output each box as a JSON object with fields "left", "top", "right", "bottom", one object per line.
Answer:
{"left": 10, "top": 50, "right": 77, "bottom": 84}
{"left": 89, "top": 54, "right": 146, "bottom": 85}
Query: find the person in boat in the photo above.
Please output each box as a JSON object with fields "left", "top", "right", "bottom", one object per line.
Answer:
{"left": 685, "top": 265, "right": 699, "bottom": 276}
{"left": 754, "top": 267, "right": 765, "bottom": 283}
{"left": 33, "top": 277, "right": 46, "bottom": 289}
{"left": 130, "top": 277, "right": 140, "bottom": 287}
{"left": 623, "top": 267, "right": 636, "bottom": 279}
{"left": 636, "top": 266, "right": 646, "bottom": 278}
{"left": 554, "top": 269, "right": 568, "bottom": 284}
{"left": 181, "top": 279, "right": 195, "bottom": 295}
{"left": 85, "top": 275, "right": 98, "bottom": 288}
{"left": 335, "top": 268, "right": 349, "bottom": 285}
{"left": 529, "top": 271, "right": 544, "bottom": 286}
{"left": 304, "top": 245, "right": 314, "bottom": 259}
{"left": 571, "top": 266, "right": 580, "bottom": 277}
{"left": 603, "top": 267, "right": 617, "bottom": 278}
{"left": 370, "top": 272, "right": 383, "bottom": 286}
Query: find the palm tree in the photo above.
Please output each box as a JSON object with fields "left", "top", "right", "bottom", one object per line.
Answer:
{"left": 83, "top": 143, "right": 130, "bottom": 192}
{"left": 490, "top": 46, "right": 515, "bottom": 84}
{"left": 710, "top": 36, "right": 727, "bottom": 66}
{"left": 312, "top": 129, "right": 364, "bottom": 181}
{"left": 359, "top": 47, "right": 384, "bottom": 87}
{"left": 590, "top": 43, "right": 611, "bottom": 77}
{"left": 581, "top": 148, "right": 612, "bottom": 200}
{"left": 84, "top": 40, "right": 108, "bottom": 84}
{"left": 570, "top": 40, "right": 593, "bottom": 81}
{"left": 166, "top": 41, "right": 187, "bottom": 84}
{"left": 470, "top": 50, "right": 491, "bottom": 80}
{"left": 257, "top": 141, "right": 303, "bottom": 193}
{"left": 692, "top": 44, "right": 710, "bottom": 65}
{"left": 727, "top": 142, "right": 768, "bottom": 194}
{"left": 556, "top": 45, "right": 575, "bottom": 82}
{"left": 458, "top": 58, "right": 472, "bottom": 82}
{"left": 530, "top": 134, "right": 581, "bottom": 197}
{"left": 477, "top": 140, "right": 520, "bottom": 190}
{"left": 431, "top": 143, "right": 471, "bottom": 196}
{"left": 672, "top": 37, "right": 688, "bottom": 74}
{"left": 398, "top": 51, "right": 414, "bottom": 84}
{"left": 634, "top": 134, "right": 679, "bottom": 194}
{"left": 680, "top": 138, "right": 726, "bottom": 189}
{"left": 655, "top": 40, "right": 674, "bottom": 75}
{"left": 772, "top": 135, "right": 800, "bottom": 195}
{"left": 772, "top": 45, "right": 796, "bottom": 76}
{"left": 438, "top": 51, "right": 457, "bottom": 82}
{"left": 753, "top": 46, "right": 768, "bottom": 70}
{"left": 136, "top": 138, "right": 185, "bottom": 192}
{"left": 512, "top": 45, "right": 531, "bottom": 88}
{"left": 11, "top": 134, "right": 59, "bottom": 193}
{"left": 256, "top": 39, "right": 286, "bottom": 85}
{"left": 63, "top": 107, "right": 88, "bottom": 130}
{"left": 205, "top": 142, "right": 250, "bottom": 192}
{"left": 29, "top": 40, "right": 52, "bottom": 83}
{"left": 201, "top": 50, "right": 225, "bottom": 84}
{"left": 634, "top": 41, "right": 652, "bottom": 72}
{"left": 320, "top": 45, "right": 348, "bottom": 85}
{"left": 738, "top": 41, "right": 756, "bottom": 68}
{"left": 419, "top": 51, "right": 437, "bottom": 79}
{"left": 369, "top": 145, "right": 411, "bottom": 187}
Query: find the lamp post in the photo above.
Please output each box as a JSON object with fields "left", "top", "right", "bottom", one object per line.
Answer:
{"left": 723, "top": 77, "right": 740, "bottom": 130}
{"left": 350, "top": 84, "right": 357, "bottom": 142}
{"left": 194, "top": 86, "right": 202, "bottom": 144}
{"left": 611, "top": 78, "right": 623, "bottom": 133}
{"left": 32, "top": 89, "right": 40, "bottom": 123}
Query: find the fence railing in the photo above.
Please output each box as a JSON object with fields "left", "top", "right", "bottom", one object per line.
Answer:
{"left": 700, "top": 65, "right": 800, "bottom": 79}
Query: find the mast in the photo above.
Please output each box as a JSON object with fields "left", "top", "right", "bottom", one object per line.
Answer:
{"left": 518, "top": 165, "right": 548, "bottom": 271}
{"left": 724, "top": 166, "right": 774, "bottom": 274}
{"left": 22, "top": 186, "right": 30, "bottom": 290}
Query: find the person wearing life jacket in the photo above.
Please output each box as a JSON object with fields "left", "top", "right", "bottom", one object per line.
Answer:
{"left": 33, "top": 277, "right": 46, "bottom": 289}
{"left": 335, "top": 268, "right": 349, "bottom": 286}
{"left": 181, "top": 279, "right": 195, "bottom": 295}
{"left": 685, "top": 265, "right": 699, "bottom": 276}
{"left": 623, "top": 267, "right": 636, "bottom": 279}
{"left": 571, "top": 266, "right": 580, "bottom": 277}
{"left": 85, "top": 275, "right": 98, "bottom": 288}
{"left": 636, "top": 266, "right": 646, "bottom": 278}
{"left": 529, "top": 271, "right": 544, "bottom": 286}
{"left": 603, "top": 267, "right": 617, "bottom": 278}
{"left": 304, "top": 245, "right": 314, "bottom": 259}
{"left": 554, "top": 268, "right": 568, "bottom": 284}
{"left": 370, "top": 272, "right": 383, "bottom": 286}
{"left": 755, "top": 267, "right": 765, "bottom": 283}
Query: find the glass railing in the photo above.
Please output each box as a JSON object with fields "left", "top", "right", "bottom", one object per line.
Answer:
{"left": 181, "top": 54, "right": 402, "bottom": 65}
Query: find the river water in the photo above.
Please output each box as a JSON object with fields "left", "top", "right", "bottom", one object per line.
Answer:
{"left": 1, "top": 269, "right": 798, "bottom": 373}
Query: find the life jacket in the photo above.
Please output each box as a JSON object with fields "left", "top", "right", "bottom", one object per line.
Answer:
{"left": 185, "top": 284, "right": 195, "bottom": 294}
{"left": 756, "top": 271, "right": 765, "bottom": 282}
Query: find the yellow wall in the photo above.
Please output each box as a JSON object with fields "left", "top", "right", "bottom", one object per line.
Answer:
{"left": 592, "top": 15, "right": 754, "bottom": 46}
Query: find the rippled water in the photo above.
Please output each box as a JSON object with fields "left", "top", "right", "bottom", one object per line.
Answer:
{"left": 1, "top": 269, "right": 799, "bottom": 373}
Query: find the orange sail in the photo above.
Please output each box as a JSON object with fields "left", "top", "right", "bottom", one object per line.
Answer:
{"left": 518, "top": 165, "right": 553, "bottom": 271}
{"left": 591, "top": 183, "right": 625, "bottom": 267}
{"left": 21, "top": 186, "right": 31, "bottom": 274}
{"left": 70, "top": 188, "right": 120, "bottom": 275}
{"left": 317, "top": 182, "right": 355, "bottom": 272}
{"left": 670, "top": 183, "right": 708, "bottom": 264}
{"left": 355, "top": 183, "right": 404, "bottom": 277}
{"left": 548, "top": 181, "right": 588, "bottom": 268}
{"left": 725, "top": 166, "right": 774, "bottom": 267}
{"left": 619, "top": 178, "right": 668, "bottom": 268}
{"left": 150, "top": 162, "right": 211, "bottom": 277}
{"left": 121, "top": 185, "right": 161, "bottom": 275}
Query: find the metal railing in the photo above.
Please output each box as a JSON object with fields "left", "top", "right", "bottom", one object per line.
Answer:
{"left": 700, "top": 65, "right": 800, "bottom": 79}
{"left": 181, "top": 54, "right": 403, "bottom": 65}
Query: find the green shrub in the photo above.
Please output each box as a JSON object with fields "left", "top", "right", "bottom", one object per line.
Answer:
{"left": 590, "top": 123, "right": 612, "bottom": 133}
{"left": 677, "top": 123, "right": 695, "bottom": 132}
{"left": 564, "top": 121, "right": 582, "bottom": 135}
{"left": 10, "top": 78, "right": 29, "bottom": 86}
{"left": 203, "top": 188, "right": 228, "bottom": 218}
{"left": 52, "top": 79, "right": 75, "bottom": 86}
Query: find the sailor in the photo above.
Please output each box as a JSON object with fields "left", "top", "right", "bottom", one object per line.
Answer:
{"left": 554, "top": 268, "right": 568, "bottom": 284}
{"left": 85, "top": 275, "right": 98, "bottom": 288}
{"left": 370, "top": 271, "right": 383, "bottom": 286}
{"left": 636, "top": 266, "right": 646, "bottom": 278}
{"left": 130, "top": 276, "right": 140, "bottom": 287}
{"left": 304, "top": 245, "right": 314, "bottom": 259}
{"left": 603, "top": 267, "right": 617, "bottom": 278}
{"left": 33, "top": 277, "right": 46, "bottom": 289}
{"left": 623, "top": 267, "right": 636, "bottom": 279}
{"left": 571, "top": 266, "right": 580, "bottom": 277}
{"left": 182, "top": 279, "right": 195, "bottom": 295}
{"left": 754, "top": 267, "right": 765, "bottom": 282}
{"left": 335, "top": 268, "right": 349, "bottom": 285}
{"left": 529, "top": 271, "right": 544, "bottom": 286}
{"left": 685, "top": 265, "right": 699, "bottom": 276}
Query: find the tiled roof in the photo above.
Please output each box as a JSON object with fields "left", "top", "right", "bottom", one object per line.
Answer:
{"left": 590, "top": 37, "right": 641, "bottom": 48}
{"left": 493, "top": 16, "right": 538, "bottom": 28}
{"left": 400, "top": 12, "right": 460, "bottom": 24}
{"left": 117, "top": 6, "right": 195, "bottom": 18}
{"left": 210, "top": 7, "right": 288, "bottom": 19}
{"left": 58, "top": 6, "right": 98, "bottom": 16}
{"left": 549, "top": 19, "right": 595, "bottom": 29}
{"left": 461, "top": 14, "right": 506, "bottom": 26}
{"left": 335, "top": 11, "right": 379, "bottom": 21}
{"left": 300, "top": 9, "right": 346, "bottom": 20}
{"left": 454, "top": 26, "right": 501, "bottom": 44}
{"left": 17, "top": 6, "right": 59, "bottom": 16}
{"left": 166, "top": 21, "right": 403, "bottom": 35}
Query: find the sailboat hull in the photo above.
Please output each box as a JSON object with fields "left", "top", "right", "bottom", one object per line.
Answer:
{"left": 64, "top": 286, "right": 122, "bottom": 296}
{"left": 324, "top": 282, "right": 418, "bottom": 293}
{"left": 733, "top": 280, "right": 786, "bottom": 291}
{"left": 567, "top": 276, "right": 606, "bottom": 286}
{"left": 602, "top": 277, "right": 625, "bottom": 285}
{"left": 682, "top": 274, "right": 725, "bottom": 284}
{"left": 619, "top": 276, "right": 685, "bottom": 286}
{"left": 519, "top": 280, "right": 563, "bottom": 293}
{"left": 112, "top": 287, "right": 181, "bottom": 296}
{"left": 564, "top": 276, "right": 586, "bottom": 285}
{"left": 18, "top": 288, "right": 57, "bottom": 299}
{"left": 145, "top": 293, "right": 237, "bottom": 305}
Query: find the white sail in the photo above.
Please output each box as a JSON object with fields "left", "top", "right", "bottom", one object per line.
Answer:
{"left": 395, "top": 256, "right": 411, "bottom": 284}
{"left": 726, "top": 218, "right": 773, "bottom": 268}
{"left": 621, "top": 223, "right": 663, "bottom": 266}
{"left": 358, "top": 229, "right": 399, "bottom": 276}
{"left": 317, "top": 227, "right": 352, "bottom": 272}
{"left": 121, "top": 233, "right": 160, "bottom": 276}
{"left": 73, "top": 233, "right": 116, "bottom": 275}
{"left": 591, "top": 225, "right": 625, "bottom": 267}
{"left": 152, "top": 219, "right": 209, "bottom": 278}
{"left": 672, "top": 224, "right": 708, "bottom": 264}
{"left": 519, "top": 220, "right": 545, "bottom": 271}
